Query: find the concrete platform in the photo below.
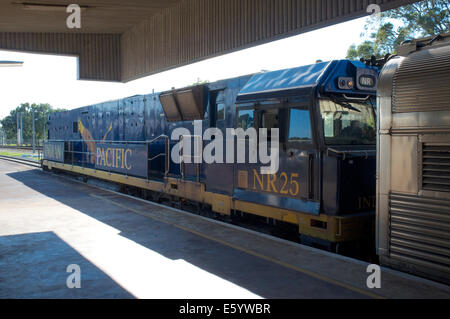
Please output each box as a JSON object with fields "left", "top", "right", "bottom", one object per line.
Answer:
{"left": 0, "top": 159, "right": 449, "bottom": 299}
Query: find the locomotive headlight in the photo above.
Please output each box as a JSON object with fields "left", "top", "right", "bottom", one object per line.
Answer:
{"left": 337, "top": 77, "right": 354, "bottom": 90}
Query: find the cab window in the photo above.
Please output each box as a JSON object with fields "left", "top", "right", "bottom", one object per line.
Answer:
{"left": 215, "top": 91, "right": 225, "bottom": 121}
{"left": 217, "top": 103, "right": 225, "bottom": 121}
{"left": 261, "top": 108, "right": 279, "bottom": 130}
{"left": 237, "top": 109, "right": 254, "bottom": 130}
{"left": 319, "top": 98, "right": 375, "bottom": 145}
{"left": 259, "top": 108, "right": 281, "bottom": 141}
{"left": 288, "top": 108, "right": 312, "bottom": 142}
{"left": 209, "top": 90, "right": 226, "bottom": 125}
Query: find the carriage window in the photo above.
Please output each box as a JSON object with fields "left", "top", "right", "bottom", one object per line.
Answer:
{"left": 237, "top": 109, "right": 254, "bottom": 130}
{"left": 217, "top": 103, "right": 225, "bottom": 121}
{"left": 289, "top": 109, "right": 312, "bottom": 142}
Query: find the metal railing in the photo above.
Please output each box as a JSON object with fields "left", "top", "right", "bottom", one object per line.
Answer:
{"left": 326, "top": 147, "right": 376, "bottom": 160}
{"left": 147, "top": 135, "right": 170, "bottom": 177}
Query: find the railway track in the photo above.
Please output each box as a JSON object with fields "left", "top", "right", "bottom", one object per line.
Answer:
{"left": 0, "top": 145, "right": 43, "bottom": 151}
{"left": 0, "top": 155, "right": 41, "bottom": 168}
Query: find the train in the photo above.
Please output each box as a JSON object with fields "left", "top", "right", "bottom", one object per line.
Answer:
{"left": 41, "top": 32, "right": 450, "bottom": 285}
{"left": 43, "top": 59, "right": 379, "bottom": 254}
{"left": 376, "top": 33, "right": 450, "bottom": 284}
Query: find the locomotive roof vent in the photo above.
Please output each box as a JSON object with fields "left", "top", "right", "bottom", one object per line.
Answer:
{"left": 159, "top": 85, "right": 209, "bottom": 122}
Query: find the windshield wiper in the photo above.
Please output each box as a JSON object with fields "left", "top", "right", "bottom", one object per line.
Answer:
{"left": 335, "top": 100, "right": 361, "bottom": 113}
{"left": 330, "top": 97, "right": 361, "bottom": 112}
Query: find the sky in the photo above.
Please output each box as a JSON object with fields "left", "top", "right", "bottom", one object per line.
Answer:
{"left": 0, "top": 16, "right": 370, "bottom": 119}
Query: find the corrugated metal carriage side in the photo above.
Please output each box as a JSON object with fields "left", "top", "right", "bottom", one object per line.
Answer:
{"left": 377, "top": 34, "right": 450, "bottom": 284}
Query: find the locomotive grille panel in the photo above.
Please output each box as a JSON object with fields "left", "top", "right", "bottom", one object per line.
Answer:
{"left": 392, "top": 47, "right": 450, "bottom": 113}
{"left": 389, "top": 194, "right": 450, "bottom": 274}
{"left": 422, "top": 143, "right": 450, "bottom": 193}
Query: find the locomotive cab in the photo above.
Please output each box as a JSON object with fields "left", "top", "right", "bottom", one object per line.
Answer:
{"left": 318, "top": 64, "right": 378, "bottom": 218}
{"left": 234, "top": 60, "right": 379, "bottom": 248}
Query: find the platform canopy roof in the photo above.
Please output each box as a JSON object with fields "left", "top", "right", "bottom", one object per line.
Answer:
{"left": 0, "top": 0, "right": 419, "bottom": 82}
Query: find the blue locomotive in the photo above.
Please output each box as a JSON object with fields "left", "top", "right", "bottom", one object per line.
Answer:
{"left": 43, "top": 59, "right": 379, "bottom": 251}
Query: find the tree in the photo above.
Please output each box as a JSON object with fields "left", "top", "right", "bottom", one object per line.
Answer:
{"left": 0, "top": 103, "right": 66, "bottom": 142}
{"left": 191, "top": 78, "right": 209, "bottom": 86}
{"left": 347, "top": 0, "right": 449, "bottom": 60}
{"left": 347, "top": 41, "right": 377, "bottom": 60}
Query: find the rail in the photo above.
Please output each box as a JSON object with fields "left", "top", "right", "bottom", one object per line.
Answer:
{"left": 0, "top": 155, "right": 41, "bottom": 168}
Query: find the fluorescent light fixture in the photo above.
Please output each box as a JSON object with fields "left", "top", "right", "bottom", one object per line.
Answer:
{"left": 0, "top": 61, "right": 24, "bottom": 67}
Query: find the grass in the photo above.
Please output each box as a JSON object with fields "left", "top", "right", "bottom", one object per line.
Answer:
{"left": 0, "top": 151, "right": 24, "bottom": 157}
{"left": 0, "top": 151, "right": 40, "bottom": 162}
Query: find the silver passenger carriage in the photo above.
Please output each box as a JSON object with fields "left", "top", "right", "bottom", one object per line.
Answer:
{"left": 377, "top": 33, "right": 450, "bottom": 284}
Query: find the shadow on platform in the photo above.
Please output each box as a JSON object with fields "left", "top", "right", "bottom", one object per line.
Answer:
{"left": 4, "top": 168, "right": 366, "bottom": 298}
{"left": 0, "top": 231, "right": 133, "bottom": 298}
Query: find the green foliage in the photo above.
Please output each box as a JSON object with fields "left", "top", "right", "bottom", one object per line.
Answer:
{"left": 191, "top": 78, "right": 210, "bottom": 86}
{"left": 385, "top": 0, "right": 450, "bottom": 36}
{"left": 347, "top": 41, "right": 378, "bottom": 60}
{"left": 347, "top": 0, "right": 450, "bottom": 60}
{"left": 0, "top": 103, "right": 67, "bottom": 141}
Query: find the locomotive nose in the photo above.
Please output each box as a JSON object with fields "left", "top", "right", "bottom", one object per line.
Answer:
{"left": 339, "top": 155, "right": 376, "bottom": 214}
